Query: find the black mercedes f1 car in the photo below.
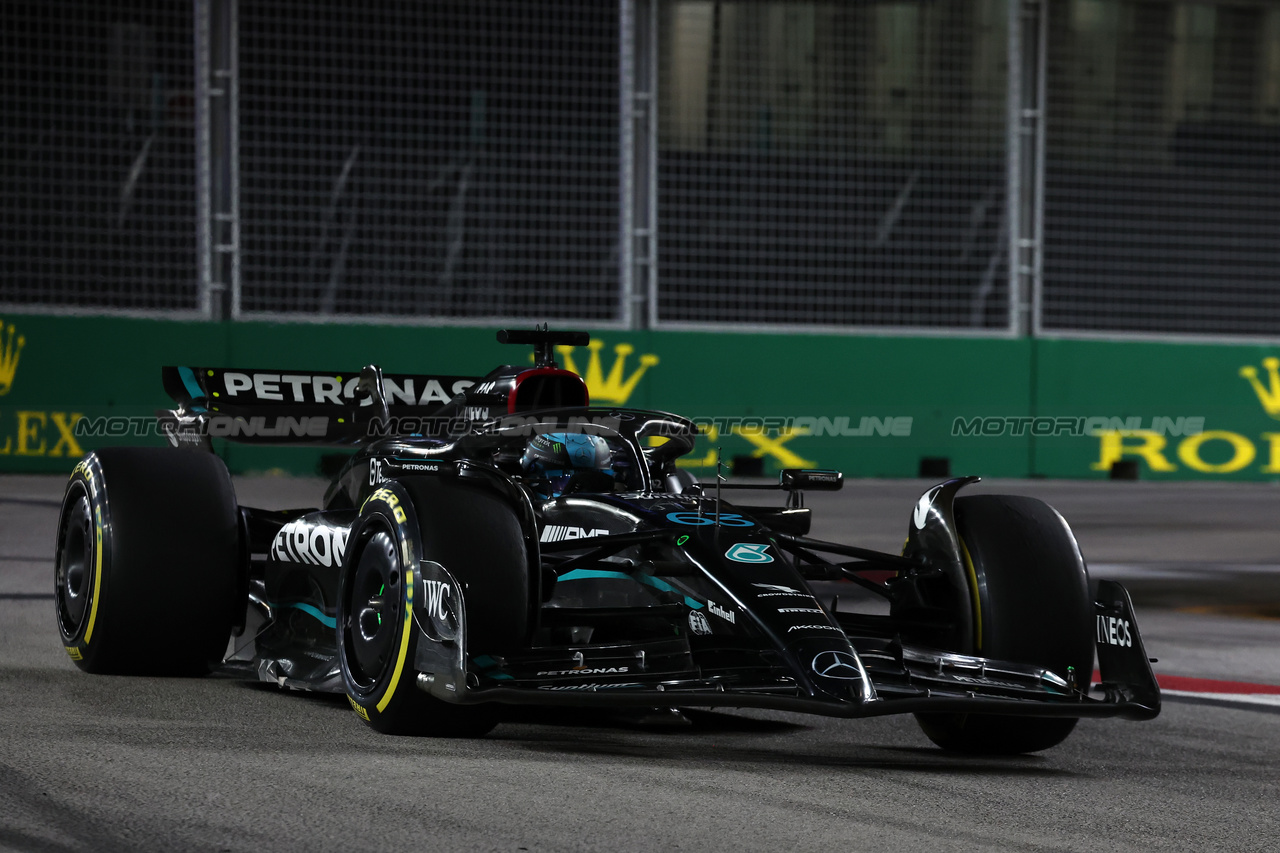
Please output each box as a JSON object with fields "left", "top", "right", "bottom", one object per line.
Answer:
{"left": 54, "top": 329, "right": 1159, "bottom": 752}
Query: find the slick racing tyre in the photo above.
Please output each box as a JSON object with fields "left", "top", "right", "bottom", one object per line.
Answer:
{"left": 55, "top": 448, "right": 242, "bottom": 675}
{"left": 914, "top": 495, "right": 1094, "bottom": 755}
{"left": 337, "top": 479, "right": 529, "bottom": 736}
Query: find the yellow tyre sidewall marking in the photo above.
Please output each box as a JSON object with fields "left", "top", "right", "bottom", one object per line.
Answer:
{"left": 84, "top": 505, "right": 104, "bottom": 645}
{"left": 375, "top": 560, "right": 414, "bottom": 714}
{"left": 958, "top": 536, "right": 982, "bottom": 652}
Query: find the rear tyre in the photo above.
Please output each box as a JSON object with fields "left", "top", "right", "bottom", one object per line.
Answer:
{"left": 337, "top": 479, "right": 529, "bottom": 736}
{"left": 55, "top": 448, "right": 241, "bottom": 675}
{"left": 913, "top": 495, "right": 1093, "bottom": 754}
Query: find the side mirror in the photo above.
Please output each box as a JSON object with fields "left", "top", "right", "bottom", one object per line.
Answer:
{"left": 779, "top": 468, "right": 843, "bottom": 491}
{"left": 357, "top": 364, "right": 389, "bottom": 423}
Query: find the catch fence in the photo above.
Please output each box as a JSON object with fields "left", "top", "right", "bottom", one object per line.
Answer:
{"left": 3, "top": 0, "right": 1278, "bottom": 339}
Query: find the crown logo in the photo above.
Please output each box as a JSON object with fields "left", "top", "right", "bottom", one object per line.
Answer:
{"left": 1240, "top": 357, "right": 1280, "bottom": 419}
{"left": 0, "top": 320, "right": 25, "bottom": 396}
{"left": 556, "top": 339, "right": 659, "bottom": 406}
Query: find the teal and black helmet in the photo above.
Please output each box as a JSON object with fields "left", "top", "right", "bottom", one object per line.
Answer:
{"left": 520, "top": 432, "right": 615, "bottom": 498}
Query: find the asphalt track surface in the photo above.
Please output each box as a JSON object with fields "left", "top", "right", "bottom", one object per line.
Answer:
{"left": 3, "top": 474, "right": 1280, "bottom": 852}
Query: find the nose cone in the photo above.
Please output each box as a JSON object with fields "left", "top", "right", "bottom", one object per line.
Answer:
{"left": 788, "top": 639, "right": 876, "bottom": 704}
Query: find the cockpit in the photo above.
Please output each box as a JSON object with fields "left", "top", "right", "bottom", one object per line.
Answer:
{"left": 477, "top": 409, "right": 698, "bottom": 498}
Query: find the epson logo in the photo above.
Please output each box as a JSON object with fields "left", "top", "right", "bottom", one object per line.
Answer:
{"left": 536, "top": 667, "right": 630, "bottom": 677}
{"left": 707, "top": 600, "right": 736, "bottom": 624}
{"left": 540, "top": 525, "right": 609, "bottom": 543}
{"left": 271, "top": 520, "right": 349, "bottom": 568}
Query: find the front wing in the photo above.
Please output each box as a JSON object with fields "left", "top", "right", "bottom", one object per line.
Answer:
{"left": 412, "top": 561, "right": 1160, "bottom": 721}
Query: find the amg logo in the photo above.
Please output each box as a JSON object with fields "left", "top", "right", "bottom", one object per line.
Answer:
{"left": 540, "top": 525, "right": 609, "bottom": 543}
{"left": 1096, "top": 615, "right": 1133, "bottom": 647}
{"left": 271, "top": 520, "right": 349, "bottom": 567}
{"left": 707, "top": 600, "right": 735, "bottom": 624}
{"left": 423, "top": 580, "right": 451, "bottom": 621}
{"left": 536, "top": 667, "right": 630, "bottom": 677}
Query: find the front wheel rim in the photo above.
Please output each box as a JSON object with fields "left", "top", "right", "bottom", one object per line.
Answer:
{"left": 343, "top": 528, "right": 401, "bottom": 692}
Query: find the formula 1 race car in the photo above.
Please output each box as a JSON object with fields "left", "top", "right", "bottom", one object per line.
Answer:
{"left": 54, "top": 329, "right": 1160, "bottom": 753}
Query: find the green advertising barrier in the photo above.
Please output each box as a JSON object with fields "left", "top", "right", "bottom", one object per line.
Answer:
{"left": 0, "top": 315, "right": 1032, "bottom": 478}
{"left": 635, "top": 331, "right": 1032, "bottom": 479}
{"left": 0, "top": 316, "right": 227, "bottom": 473}
{"left": 4, "top": 313, "right": 1280, "bottom": 481}
{"left": 1030, "top": 338, "right": 1280, "bottom": 480}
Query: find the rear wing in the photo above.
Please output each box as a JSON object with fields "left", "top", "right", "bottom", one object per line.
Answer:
{"left": 160, "top": 366, "right": 478, "bottom": 446}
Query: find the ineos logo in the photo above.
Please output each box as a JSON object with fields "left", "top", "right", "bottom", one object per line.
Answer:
{"left": 811, "top": 650, "right": 864, "bottom": 681}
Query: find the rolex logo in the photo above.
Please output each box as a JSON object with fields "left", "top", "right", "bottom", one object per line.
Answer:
{"left": 1239, "top": 358, "right": 1280, "bottom": 420}
{"left": 556, "top": 339, "right": 658, "bottom": 406}
{"left": 0, "top": 320, "right": 24, "bottom": 396}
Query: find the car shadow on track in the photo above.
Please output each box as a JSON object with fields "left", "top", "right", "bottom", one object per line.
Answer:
{"left": 229, "top": 684, "right": 1081, "bottom": 776}
{"left": 505, "top": 734, "right": 1080, "bottom": 776}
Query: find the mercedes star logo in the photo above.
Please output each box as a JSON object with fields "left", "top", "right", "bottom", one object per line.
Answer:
{"left": 811, "top": 650, "right": 864, "bottom": 681}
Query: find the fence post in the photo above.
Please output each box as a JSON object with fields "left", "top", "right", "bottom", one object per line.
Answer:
{"left": 1008, "top": 0, "right": 1047, "bottom": 336}
{"left": 620, "top": 0, "right": 658, "bottom": 330}
{"left": 193, "top": 0, "right": 240, "bottom": 321}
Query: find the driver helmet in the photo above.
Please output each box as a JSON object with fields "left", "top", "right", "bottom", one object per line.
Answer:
{"left": 521, "top": 432, "right": 615, "bottom": 499}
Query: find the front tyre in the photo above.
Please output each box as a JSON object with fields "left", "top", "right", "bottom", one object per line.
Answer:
{"left": 914, "top": 495, "right": 1094, "bottom": 754}
{"left": 337, "top": 485, "right": 502, "bottom": 737}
